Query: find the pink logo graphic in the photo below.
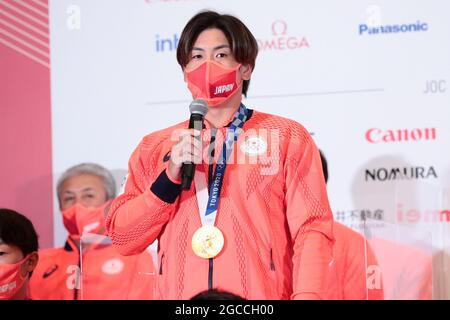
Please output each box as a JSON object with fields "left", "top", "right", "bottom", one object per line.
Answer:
{"left": 365, "top": 128, "right": 437, "bottom": 144}
{"left": 0, "top": 0, "right": 50, "bottom": 68}
{"left": 271, "top": 20, "right": 288, "bottom": 36}
{"left": 397, "top": 203, "right": 450, "bottom": 223}
{"left": 257, "top": 20, "right": 310, "bottom": 51}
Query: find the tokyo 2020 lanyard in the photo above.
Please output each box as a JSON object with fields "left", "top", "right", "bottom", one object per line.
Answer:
{"left": 194, "top": 103, "right": 248, "bottom": 226}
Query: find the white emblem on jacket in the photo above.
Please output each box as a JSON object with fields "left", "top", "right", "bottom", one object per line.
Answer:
{"left": 240, "top": 136, "right": 267, "bottom": 156}
{"left": 101, "top": 258, "right": 124, "bottom": 275}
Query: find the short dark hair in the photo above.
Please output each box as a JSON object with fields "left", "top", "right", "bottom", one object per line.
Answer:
{"left": 177, "top": 10, "right": 258, "bottom": 97}
{"left": 0, "top": 208, "right": 39, "bottom": 256}
{"left": 190, "top": 289, "right": 244, "bottom": 300}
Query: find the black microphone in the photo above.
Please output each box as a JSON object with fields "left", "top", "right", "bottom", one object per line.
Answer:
{"left": 181, "top": 99, "right": 209, "bottom": 190}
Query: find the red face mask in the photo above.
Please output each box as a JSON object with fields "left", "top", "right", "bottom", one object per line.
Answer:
{"left": 62, "top": 201, "right": 110, "bottom": 237}
{"left": 0, "top": 255, "right": 29, "bottom": 300}
{"left": 185, "top": 60, "right": 242, "bottom": 107}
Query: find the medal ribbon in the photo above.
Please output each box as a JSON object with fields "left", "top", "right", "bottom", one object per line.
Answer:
{"left": 194, "top": 103, "right": 248, "bottom": 227}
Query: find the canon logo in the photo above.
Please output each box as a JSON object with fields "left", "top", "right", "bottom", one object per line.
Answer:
{"left": 365, "top": 128, "right": 436, "bottom": 143}
{"left": 365, "top": 166, "right": 437, "bottom": 181}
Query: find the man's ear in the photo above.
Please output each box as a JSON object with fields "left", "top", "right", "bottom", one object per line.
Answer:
{"left": 20, "top": 252, "right": 39, "bottom": 278}
{"left": 240, "top": 64, "right": 253, "bottom": 81}
{"left": 26, "top": 252, "right": 39, "bottom": 273}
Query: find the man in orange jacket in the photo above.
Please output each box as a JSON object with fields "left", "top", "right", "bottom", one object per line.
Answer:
{"left": 29, "top": 163, "right": 155, "bottom": 300}
{"left": 106, "top": 11, "right": 334, "bottom": 300}
{"left": 318, "top": 150, "right": 384, "bottom": 300}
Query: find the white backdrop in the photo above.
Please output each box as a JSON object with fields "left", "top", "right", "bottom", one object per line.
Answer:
{"left": 49, "top": 0, "right": 450, "bottom": 298}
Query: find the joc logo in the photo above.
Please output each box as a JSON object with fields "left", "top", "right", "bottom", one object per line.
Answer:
{"left": 257, "top": 20, "right": 310, "bottom": 51}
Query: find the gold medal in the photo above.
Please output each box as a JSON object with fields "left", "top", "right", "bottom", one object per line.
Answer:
{"left": 191, "top": 225, "right": 224, "bottom": 259}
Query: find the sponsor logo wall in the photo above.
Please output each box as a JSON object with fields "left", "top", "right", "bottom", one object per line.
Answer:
{"left": 43, "top": 0, "right": 450, "bottom": 298}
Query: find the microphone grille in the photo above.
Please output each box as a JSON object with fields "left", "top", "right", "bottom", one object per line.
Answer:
{"left": 189, "top": 99, "right": 209, "bottom": 116}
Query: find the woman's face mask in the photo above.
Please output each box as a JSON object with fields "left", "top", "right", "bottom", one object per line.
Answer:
{"left": 0, "top": 255, "right": 29, "bottom": 300}
{"left": 185, "top": 60, "right": 243, "bottom": 107}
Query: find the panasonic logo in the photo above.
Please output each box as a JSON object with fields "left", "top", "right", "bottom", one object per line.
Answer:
{"left": 359, "top": 21, "right": 428, "bottom": 35}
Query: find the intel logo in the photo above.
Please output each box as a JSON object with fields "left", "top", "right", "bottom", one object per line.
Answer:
{"left": 155, "top": 34, "right": 180, "bottom": 52}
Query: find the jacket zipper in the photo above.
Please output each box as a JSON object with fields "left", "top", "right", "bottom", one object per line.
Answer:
{"left": 270, "top": 248, "right": 276, "bottom": 271}
{"left": 72, "top": 238, "right": 80, "bottom": 300}
{"left": 74, "top": 258, "right": 80, "bottom": 300}
{"left": 159, "top": 253, "right": 165, "bottom": 275}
